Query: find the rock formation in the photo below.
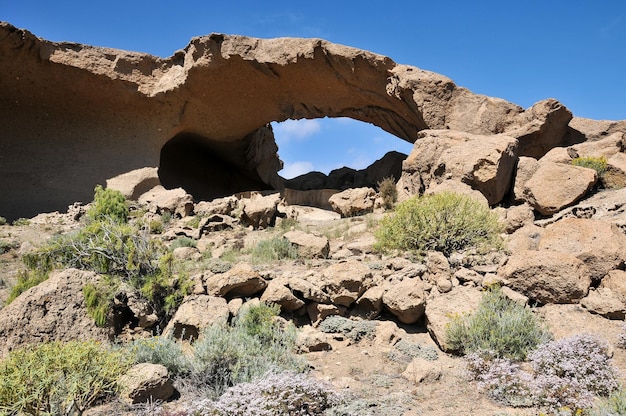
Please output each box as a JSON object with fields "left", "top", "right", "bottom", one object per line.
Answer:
{"left": 0, "top": 22, "right": 581, "bottom": 220}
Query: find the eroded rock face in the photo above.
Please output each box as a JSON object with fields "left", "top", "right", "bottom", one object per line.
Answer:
{"left": 397, "top": 129, "right": 518, "bottom": 205}
{"left": 538, "top": 218, "right": 626, "bottom": 282}
{"left": 0, "top": 22, "right": 574, "bottom": 220}
{"left": 498, "top": 250, "right": 591, "bottom": 304}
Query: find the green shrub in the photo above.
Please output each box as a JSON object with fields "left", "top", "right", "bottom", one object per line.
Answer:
{"left": 446, "top": 286, "right": 551, "bottom": 360}
{"left": 149, "top": 219, "right": 164, "bottom": 234}
{"left": 83, "top": 282, "right": 116, "bottom": 327}
{"left": 234, "top": 302, "right": 281, "bottom": 342}
{"left": 375, "top": 192, "right": 503, "bottom": 256}
{"left": 591, "top": 388, "right": 626, "bottom": 416}
{"left": 0, "top": 341, "right": 131, "bottom": 415}
{"left": 17, "top": 216, "right": 186, "bottom": 321}
{"left": 127, "top": 335, "right": 188, "bottom": 376}
{"left": 11, "top": 218, "right": 30, "bottom": 226}
{"left": 190, "top": 302, "right": 306, "bottom": 398}
{"left": 377, "top": 176, "right": 398, "bottom": 210}
{"left": 571, "top": 156, "right": 608, "bottom": 177}
{"left": 191, "top": 371, "right": 342, "bottom": 415}
{"left": 23, "top": 219, "right": 163, "bottom": 280}
{"left": 318, "top": 315, "right": 378, "bottom": 343}
{"left": 87, "top": 185, "right": 129, "bottom": 224}
{"left": 386, "top": 339, "right": 439, "bottom": 363}
{"left": 249, "top": 236, "right": 298, "bottom": 263}
{"left": 0, "top": 239, "right": 18, "bottom": 254}
{"left": 5, "top": 269, "right": 49, "bottom": 305}
{"left": 186, "top": 215, "right": 202, "bottom": 229}
{"left": 0, "top": 217, "right": 6, "bottom": 226}
{"left": 170, "top": 236, "right": 197, "bottom": 251}
{"left": 160, "top": 211, "right": 172, "bottom": 224}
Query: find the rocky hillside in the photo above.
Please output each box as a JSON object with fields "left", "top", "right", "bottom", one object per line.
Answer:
{"left": 1, "top": 124, "right": 626, "bottom": 414}
{"left": 2, "top": 22, "right": 626, "bottom": 416}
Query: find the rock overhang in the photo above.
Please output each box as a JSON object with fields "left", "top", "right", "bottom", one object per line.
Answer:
{"left": 0, "top": 21, "right": 573, "bottom": 220}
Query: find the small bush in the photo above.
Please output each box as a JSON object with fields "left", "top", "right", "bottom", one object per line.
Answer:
{"left": 250, "top": 237, "right": 298, "bottom": 263}
{"left": 189, "top": 371, "right": 342, "bottom": 415}
{"left": 0, "top": 341, "right": 131, "bottom": 415}
{"left": 23, "top": 219, "right": 163, "bottom": 280}
{"left": 87, "top": 185, "right": 129, "bottom": 224}
{"left": 377, "top": 176, "right": 398, "bottom": 210}
{"left": 446, "top": 286, "right": 551, "bottom": 360}
{"left": 170, "top": 236, "right": 197, "bottom": 251}
{"left": 127, "top": 335, "right": 188, "bottom": 376}
{"left": 465, "top": 350, "right": 536, "bottom": 407}
{"left": 0, "top": 216, "right": 6, "bottom": 226}
{"left": 149, "top": 219, "right": 164, "bottom": 234}
{"left": 375, "top": 192, "right": 503, "bottom": 256}
{"left": 0, "top": 239, "right": 18, "bottom": 254}
{"left": 186, "top": 215, "right": 202, "bottom": 229}
{"left": 83, "top": 281, "right": 117, "bottom": 327}
{"left": 189, "top": 303, "right": 306, "bottom": 398}
{"left": 571, "top": 156, "right": 608, "bottom": 177}
{"left": 11, "top": 218, "right": 30, "bottom": 226}
{"left": 386, "top": 339, "right": 439, "bottom": 363}
{"left": 318, "top": 316, "right": 377, "bottom": 343}
{"left": 591, "top": 388, "right": 626, "bottom": 416}
{"left": 465, "top": 334, "right": 620, "bottom": 414}
{"left": 5, "top": 269, "right": 49, "bottom": 304}
{"left": 529, "top": 334, "right": 619, "bottom": 399}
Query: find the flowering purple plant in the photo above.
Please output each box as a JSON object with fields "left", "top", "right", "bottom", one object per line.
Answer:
{"left": 465, "top": 334, "right": 621, "bottom": 414}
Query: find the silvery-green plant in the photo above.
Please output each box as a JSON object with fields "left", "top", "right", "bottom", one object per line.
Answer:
{"left": 189, "top": 371, "right": 342, "bottom": 416}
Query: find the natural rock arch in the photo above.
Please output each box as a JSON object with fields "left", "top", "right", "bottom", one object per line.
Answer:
{"left": 0, "top": 22, "right": 571, "bottom": 220}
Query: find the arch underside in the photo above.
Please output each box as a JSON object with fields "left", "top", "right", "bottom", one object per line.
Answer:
{"left": 0, "top": 24, "right": 543, "bottom": 219}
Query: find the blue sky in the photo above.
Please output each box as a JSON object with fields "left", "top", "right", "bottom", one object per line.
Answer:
{"left": 3, "top": 1, "right": 625, "bottom": 178}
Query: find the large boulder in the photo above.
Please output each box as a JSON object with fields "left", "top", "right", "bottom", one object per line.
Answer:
{"left": 498, "top": 250, "right": 591, "bottom": 304}
{"left": 580, "top": 288, "right": 625, "bottom": 320}
{"left": 138, "top": 186, "right": 194, "bottom": 218}
{"left": 317, "top": 260, "right": 374, "bottom": 307}
{"left": 328, "top": 187, "right": 377, "bottom": 217}
{"left": 567, "top": 117, "right": 626, "bottom": 142}
{"left": 0, "top": 269, "right": 112, "bottom": 356}
{"left": 382, "top": 278, "right": 428, "bottom": 324}
{"left": 204, "top": 263, "right": 268, "bottom": 298}
{"left": 536, "top": 187, "right": 626, "bottom": 229}
{"left": 505, "top": 98, "right": 573, "bottom": 159}
{"left": 283, "top": 230, "right": 330, "bottom": 259}
{"left": 195, "top": 195, "right": 239, "bottom": 217}
{"left": 164, "top": 294, "right": 229, "bottom": 340}
{"left": 538, "top": 218, "right": 626, "bottom": 282}
{"left": 600, "top": 270, "right": 626, "bottom": 304}
{"left": 522, "top": 162, "right": 597, "bottom": 215}
{"left": 397, "top": 129, "right": 518, "bottom": 205}
{"left": 240, "top": 192, "right": 282, "bottom": 229}
{"left": 260, "top": 279, "right": 305, "bottom": 312}
{"left": 105, "top": 167, "right": 161, "bottom": 201}
{"left": 118, "top": 363, "right": 175, "bottom": 405}
{"left": 511, "top": 156, "right": 539, "bottom": 203}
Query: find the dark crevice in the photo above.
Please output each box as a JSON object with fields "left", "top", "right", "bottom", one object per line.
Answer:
{"left": 159, "top": 132, "right": 272, "bottom": 201}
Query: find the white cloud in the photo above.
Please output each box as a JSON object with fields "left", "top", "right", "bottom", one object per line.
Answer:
{"left": 280, "top": 161, "right": 315, "bottom": 179}
{"left": 273, "top": 119, "right": 321, "bottom": 143}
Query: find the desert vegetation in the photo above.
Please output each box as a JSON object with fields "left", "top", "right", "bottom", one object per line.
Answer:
{"left": 374, "top": 192, "right": 503, "bottom": 257}
{"left": 0, "top": 183, "right": 625, "bottom": 416}
{"left": 448, "top": 287, "right": 623, "bottom": 414}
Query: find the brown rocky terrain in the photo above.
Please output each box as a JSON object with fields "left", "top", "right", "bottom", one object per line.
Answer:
{"left": 2, "top": 22, "right": 626, "bottom": 416}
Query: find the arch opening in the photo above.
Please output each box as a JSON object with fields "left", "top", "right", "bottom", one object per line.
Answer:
{"left": 158, "top": 132, "right": 272, "bottom": 201}
{"left": 274, "top": 117, "right": 414, "bottom": 190}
